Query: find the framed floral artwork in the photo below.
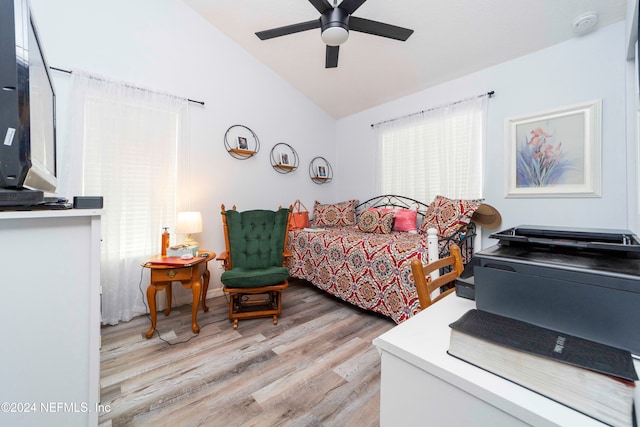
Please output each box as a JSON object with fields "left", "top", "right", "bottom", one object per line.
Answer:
{"left": 505, "top": 99, "right": 602, "bottom": 198}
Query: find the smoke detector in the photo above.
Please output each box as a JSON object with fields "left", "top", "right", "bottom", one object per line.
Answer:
{"left": 573, "top": 12, "right": 598, "bottom": 35}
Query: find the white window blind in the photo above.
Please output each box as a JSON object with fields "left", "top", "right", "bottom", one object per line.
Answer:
{"left": 377, "top": 95, "right": 488, "bottom": 203}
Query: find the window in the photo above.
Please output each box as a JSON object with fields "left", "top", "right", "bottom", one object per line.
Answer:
{"left": 377, "top": 95, "right": 488, "bottom": 203}
{"left": 68, "top": 71, "right": 189, "bottom": 324}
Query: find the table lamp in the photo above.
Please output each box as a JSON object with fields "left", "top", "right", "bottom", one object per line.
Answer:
{"left": 176, "top": 211, "right": 203, "bottom": 248}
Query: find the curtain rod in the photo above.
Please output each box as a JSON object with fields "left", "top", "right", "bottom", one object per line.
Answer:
{"left": 49, "top": 66, "right": 205, "bottom": 106}
{"left": 370, "top": 90, "right": 494, "bottom": 128}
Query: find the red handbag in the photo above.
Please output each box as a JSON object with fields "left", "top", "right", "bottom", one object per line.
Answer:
{"left": 289, "top": 200, "right": 310, "bottom": 230}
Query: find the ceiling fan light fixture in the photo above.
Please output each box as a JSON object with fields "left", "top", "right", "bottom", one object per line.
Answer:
{"left": 321, "top": 26, "right": 349, "bottom": 46}
{"left": 320, "top": 7, "right": 350, "bottom": 46}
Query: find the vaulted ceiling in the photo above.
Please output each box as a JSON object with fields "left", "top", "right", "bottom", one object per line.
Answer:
{"left": 182, "top": 0, "right": 627, "bottom": 119}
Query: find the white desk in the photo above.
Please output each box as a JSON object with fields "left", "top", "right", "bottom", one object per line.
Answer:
{"left": 373, "top": 295, "right": 640, "bottom": 427}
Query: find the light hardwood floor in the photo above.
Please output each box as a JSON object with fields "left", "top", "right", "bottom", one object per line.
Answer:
{"left": 98, "top": 279, "right": 396, "bottom": 427}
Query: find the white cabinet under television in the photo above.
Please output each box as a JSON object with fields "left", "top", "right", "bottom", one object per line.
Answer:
{"left": 0, "top": 209, "right": 102, "bottom": 427}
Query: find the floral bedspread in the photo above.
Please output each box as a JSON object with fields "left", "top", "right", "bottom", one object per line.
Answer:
{"left": 287, "top": 226, "right": 431, "bottom": 323}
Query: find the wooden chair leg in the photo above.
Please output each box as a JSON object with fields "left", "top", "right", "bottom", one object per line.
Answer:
{"left": 228, "top": 294, "right": 236, "bottom": 321}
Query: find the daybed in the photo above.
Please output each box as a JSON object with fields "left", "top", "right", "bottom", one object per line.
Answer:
{"left": 287, "top": 195, "right": 480, "bottom": 323}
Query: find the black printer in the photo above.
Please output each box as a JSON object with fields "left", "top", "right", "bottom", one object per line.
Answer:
{"left": 474, "top": 225, "right": 640, "bottom": 356}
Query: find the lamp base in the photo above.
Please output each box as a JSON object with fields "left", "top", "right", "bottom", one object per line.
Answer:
{"left": 183, "top": 235, "right": 199, "bottom": 248}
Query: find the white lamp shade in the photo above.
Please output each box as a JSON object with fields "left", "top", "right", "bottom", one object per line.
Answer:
{"left": 176, "top": 211, "right": 203, "bottom": 235}
{"left": 321, "top": 27, "right": 349, "bottom": 46}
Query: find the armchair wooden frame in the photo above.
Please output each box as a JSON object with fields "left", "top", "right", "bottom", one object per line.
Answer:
{"left": 411, "top": 245, "right": 463, "bottom": 310}
{"left": 217, "top": 204, "right": 293, "bottom": 329}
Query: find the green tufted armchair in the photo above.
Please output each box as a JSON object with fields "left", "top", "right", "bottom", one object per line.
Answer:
{"left": 217, "top": 204, "right": 292, "bottom": 329}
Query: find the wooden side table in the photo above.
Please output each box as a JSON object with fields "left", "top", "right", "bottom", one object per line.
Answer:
{"left": 141, "top": 250, "right": 215, "bottom": 339}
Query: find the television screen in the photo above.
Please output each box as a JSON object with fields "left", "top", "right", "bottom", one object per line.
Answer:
{"left": 0, "top": 0, "right": 57, "bottom": 205}
{"left": 22, "top": 8, "right": 57, "bottom": 193}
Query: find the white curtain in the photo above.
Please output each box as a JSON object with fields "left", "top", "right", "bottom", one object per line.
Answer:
{"left": 376, "top": 95, "right": 488, "bottom": 202}
{"left": 67, "top": 71, "right": 190, "bottom": 325}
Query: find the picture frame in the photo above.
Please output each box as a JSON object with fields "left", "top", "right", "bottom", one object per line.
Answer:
{"left": 280, "top": 152, "right": 290, "bottom": 165}
{"left": 237, "top": 136, "right": 248, "bottom": 150}
{"left": 317, "top": 165, "right": 327, "bottom": 178}
{"left": 504, "top": 99, "right": 602, "bottom": 198}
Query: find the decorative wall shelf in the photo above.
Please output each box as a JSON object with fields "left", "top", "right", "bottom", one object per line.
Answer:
{"left": 224, "top": 125, "right": 260, "bottom": 160}
{"left": 309, "top": 156, "right": 333, "bottom": 184}
{"left": 270, "top": 143, "right": 299, "bottom": 174}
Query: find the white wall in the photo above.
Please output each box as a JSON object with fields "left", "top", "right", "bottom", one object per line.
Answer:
{"left": 29, "top": 0, "right": 340, "bottom": 290}
{"left": 26, "top": 1, "right": 635, "bottom": 262}
{"left": 336, "top": 21, "right": 629, "bottom": 249}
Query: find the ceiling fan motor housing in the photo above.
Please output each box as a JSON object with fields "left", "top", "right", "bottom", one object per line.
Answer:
{"left": 321, "top": 7, "right": 350, "bottom": 46}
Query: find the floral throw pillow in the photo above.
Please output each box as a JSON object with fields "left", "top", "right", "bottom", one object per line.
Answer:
{"left": 369, "top": 207, "right": 418, "bottom": 232}
{"left": 311, "top": 199, "right": 358, "bottom": 227}
{"left": 358, "top": 209, "right": 394, "bottom": 234}
{"left": 420, "top": 195, "right": 483, "bottom": 238}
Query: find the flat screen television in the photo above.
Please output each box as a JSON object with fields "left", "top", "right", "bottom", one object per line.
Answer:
{"left": 0, "top": 0, "right": 57, "bottom": 206}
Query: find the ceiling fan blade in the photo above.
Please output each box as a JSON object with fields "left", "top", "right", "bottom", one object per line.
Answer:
{"left": 338, "top": 0, "right": 367, "bottom": 15}
{"left": 256, "top": 19, "right": 320, "bottom": 40}
{"left": 308, "top": 0, "right": 333, "bottom": 14}
{"left": 326, "top": 45, "right": 339, "bottom": 68}
{"left": 349, "top": 16, "right": 414, "bottom": 41}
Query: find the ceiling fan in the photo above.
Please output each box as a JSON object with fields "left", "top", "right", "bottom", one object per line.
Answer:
{"left": 255, "top": 0, "right": 414, "bottom": 68}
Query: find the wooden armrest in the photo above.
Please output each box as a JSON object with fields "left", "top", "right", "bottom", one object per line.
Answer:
{"left": 217, "top": 251, "right": 231, "bottom": 270}
{"left": 283, "top": 249, "right": 293, "bottom": 258}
